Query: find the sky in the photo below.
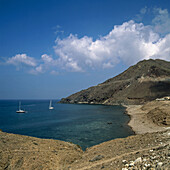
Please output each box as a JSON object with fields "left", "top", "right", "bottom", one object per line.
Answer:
{"left": 0, "top": 0, "right": 170, "bottom": 99}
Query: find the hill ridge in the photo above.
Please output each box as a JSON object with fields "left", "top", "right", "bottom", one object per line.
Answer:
{"left": 60, "top": 59, "right": 170, "bottom": 105}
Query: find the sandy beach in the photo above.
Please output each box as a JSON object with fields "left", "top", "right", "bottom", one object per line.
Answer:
{"left": 0, "top": 100, "right": 170, "bottom": 169}
{"left": 125, "top": 102, "right": 169, "bottom": 134}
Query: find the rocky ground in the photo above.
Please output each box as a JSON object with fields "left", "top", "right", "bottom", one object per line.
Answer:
{"left": 68, "top": 129, "right": 170, "bottom": 170}
{"left": 0, "top": 100, "right": 169, "bottom": 170}
{"left": 0, "top": 131, "right": 83, "bottom": 170}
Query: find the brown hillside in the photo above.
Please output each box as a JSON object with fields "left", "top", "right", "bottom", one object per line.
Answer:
{"left": 60, "top": 59, "right": 170, "bottom": 105}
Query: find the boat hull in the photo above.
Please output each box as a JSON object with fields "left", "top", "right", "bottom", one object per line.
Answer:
{"left": 16, "top": 110, "right": 26, "bottom": 113}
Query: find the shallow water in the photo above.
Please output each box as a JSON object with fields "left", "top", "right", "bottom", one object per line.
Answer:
{"left": 0, "top": 100, "right": 134, "bottom": 150}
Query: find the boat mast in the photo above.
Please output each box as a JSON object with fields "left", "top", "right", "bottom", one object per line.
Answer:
{"left": 19, "top": 101, "right": 21, "bottom": 110}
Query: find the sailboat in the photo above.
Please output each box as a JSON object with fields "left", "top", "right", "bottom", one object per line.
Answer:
{"left": 49, "top": 100, "right": 54, "bottom": 110}
{"left": 16, "top": 101, "right": 26, "bottom": 113}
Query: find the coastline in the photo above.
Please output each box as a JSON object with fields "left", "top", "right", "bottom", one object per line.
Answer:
{"left": 0, "top": 100, "right": 169, "bottom": 169}
{"left": 124, "top": 104, "right": 166, "bottom": 134}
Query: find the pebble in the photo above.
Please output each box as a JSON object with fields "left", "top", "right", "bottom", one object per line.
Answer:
{"left": 121, "top": 133, "right": 169, "bottom": 170}
{"left": 144, "top": 163, "right": 151, "bottom": 168}
{"left": 129, "top": 161, "right": 134, "bottom": 167}
{"left": 122, "top": 160, "right": 127, "bottom": 164}
{"left": 157, "top": 162, "right": 163, "bottom": 167}
{"left": 134, "top": 157, "right": 142, "bottom": 164}
{"left": 125, "top": 164, "right": 129, "bottom": 167}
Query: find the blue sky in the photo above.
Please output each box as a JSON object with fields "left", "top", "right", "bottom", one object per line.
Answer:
{"left": 0, "top": 0, "right": 170, "bottom": 99}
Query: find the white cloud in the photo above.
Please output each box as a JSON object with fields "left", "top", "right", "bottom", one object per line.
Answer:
{"left": 29, "top": 54, "right": 52, "bottom": 74}
{"left": 41, "top": 54, "right": 53, "bottom": 64}
{"left": 6, "top": 8, "right": 170, "bottom": 74}
{"left": 54, "top": 20, "right": 170, "bottom": 72}
{"left": 29, "top": 54, "right": 59, "bottom": 74}
{"left": 50, "top": 70, "right": 59, "bottom": 75}
{"left": 29, "top": 64, "right": 44, "bottom": 75}
{"left": 103, "top": 62, "right": 114, "bottom": 69}
{"left": 152, "top": 8, "right": 170, "bottom": 34}
{"left": 135, "top": 6, "right": 148, "bottom": 22}
{"left": 53, "top": 25, "right": 64, "bottom": 35}
{"left": 6, "top": 53, "right": 56, "bottom": 75}
{"left": 7, "top": 54, "right": 37, "bottom": 67}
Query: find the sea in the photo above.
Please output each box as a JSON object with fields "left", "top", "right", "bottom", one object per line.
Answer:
{"left": 0, "top": 100, "right": 134, "bottom": 150}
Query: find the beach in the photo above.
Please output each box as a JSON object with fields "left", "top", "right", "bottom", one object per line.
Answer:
{"left": 125, "top": 101, "right": 169, "bottom": 134}
{"left": 0, "top": 100, "right": 169, "bottom": 169}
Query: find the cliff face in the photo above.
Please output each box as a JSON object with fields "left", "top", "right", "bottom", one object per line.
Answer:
{"left": 60, "top": 59, "right": 170, "bottom": 105}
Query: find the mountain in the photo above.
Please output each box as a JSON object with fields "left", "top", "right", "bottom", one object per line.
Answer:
{"left": 60, "top": 59, "right": 170, "bottom": 105}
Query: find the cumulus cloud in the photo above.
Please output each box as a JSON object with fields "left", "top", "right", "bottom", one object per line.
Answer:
{"left": 41, "top": 54, "right": 54, "bottom": 64}
{"left": 6, "top": 8, "right": 170, "bottom": 74}
{"left": 6, "top": 53, "right": 57, "bottom": 75}
{"left": 7, "top": 54, "right": 37, "bottom": 67}
{"left": 135, "top": 6, "right": 148, "bottom": 22}
{"left": 29, "top": 64, "right": 44, "bottom": 75}
{"left": 54, "top": 20, "right": 170, "bottom": 72}
{"left": 152, "top": 8, "right": 170, "bottom": 34}
{"left": 29, "top": 54, "right": 55, "bottom": 74}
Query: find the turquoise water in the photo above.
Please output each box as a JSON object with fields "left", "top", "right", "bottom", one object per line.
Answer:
{"left": 0, "top": 100, "right": 134, "bottom": 150}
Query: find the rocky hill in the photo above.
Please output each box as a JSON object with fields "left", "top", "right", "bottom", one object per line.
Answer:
{"left": 60, "top": 59, "right": 170, "bottom": 105}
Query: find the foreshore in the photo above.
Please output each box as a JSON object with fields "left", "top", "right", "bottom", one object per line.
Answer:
{"left": 0, "top": 100, "right": 169, "bottom": 169}
{"left": 125, "top": 103, "right": 167, "bottom": 134}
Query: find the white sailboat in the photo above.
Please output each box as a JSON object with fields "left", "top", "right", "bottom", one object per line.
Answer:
{"left": 49, "top": 100, "right": 54, "bottom": 110}
{"left": 16, "top": 101, "right": 26, "bottom": 113}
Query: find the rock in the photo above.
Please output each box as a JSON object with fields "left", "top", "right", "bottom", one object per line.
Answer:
{"left": 129, "top": 161, "right": 134, "bottom": 167}
{"left": 89, "top": 155, "right": 104, "bottom": 162}
{"left": 143, "top": 158, "right": 147, "bottom": 162}
{"left": 101, "top": 165, "right": 105, "bottom": 169}
{"left": 122, "top": 160, "right": 127, "bottom": 164}
{"left": 144, "top": 163, "right": 151, "bottom": 168}
{"left": 134, "top": 157, "right": 142, "bottom": 164}
{"left": 157, "top": 162, "right": 163, "bottom": 167}
{"left": 122, "top": 168, "right": 128, "bottom": 170}
{"left": 107, "top": 122, "right": 112, "bottom": 124}
{"left": 125, "top": 164, "right": 129, "bottom": 167}
{"left": 33, "top": 142, "right": 38, "bottom": 145}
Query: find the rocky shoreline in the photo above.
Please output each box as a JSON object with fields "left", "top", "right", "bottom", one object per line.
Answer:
{"left": 0, "top": 100, "right": 169, "bottom": 170}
